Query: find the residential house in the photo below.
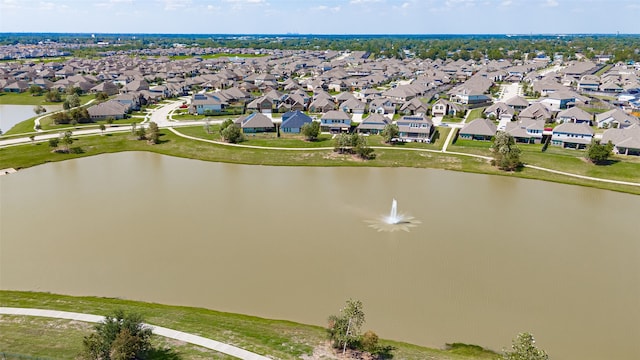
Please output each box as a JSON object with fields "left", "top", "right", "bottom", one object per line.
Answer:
{"left": 601, "top": 124, "right": 640, "bottom": 156}
{"left": 432, "top": 99, "right": 464, "bottom": 117}
{"left": 551, "top": 122, "right": 594, "bottom": 149}
{"left": 504, "top": 118, "right": 545, "bottom": 144}
{"left": 540, "top": 91, "right": 576, "bottom": 110}
{"left": 189, "top": 93, "right": 227, "bottom": 115}
{"left": 595, "top": 108, "right": 640, "bottom": 128}
{"left": 484, "top": 102, "right": 514, "bottom": 121}
{"left": 340, "top": 98, "right": 367, "bottom": 114}
{"left": 577, "top": 75, "right": 600, "bottom": 92}
{"left": 505, "top": 96, "right": 530, "bottom": 111}
{"left": 519, "top": 103, "right": 553, "bottom": 122}
{"left": 449, "top": 88, "right": 491, "bottom": 105}
{"left": 234, "top": 112, "right": 275, "bottom": 133}
{"left": 320, "top": 110, "right": 352, "bottom": 133}
{"left": 113, "top": 93, "right": 141, "bottom": 111}
{"left": 356, "top": 113, "right": 390, "bottom": 135}
{"left": 281, "top": 111, "right": 313, "bottom": 134}
{"left": 396, "top": 115, "right": 434, "bottom": 143}
{"left": 87, "top": 100, "right": 129, "bottom": 121}
{"left": 556, "top": 107, "right": 593, "bottom": 125}
{"left": 399, "top": 97, "right": 429, "bottom": 115}
{"left": 459, "top": 118, "right": 497, "bottom": 141}
{"left": 90, "top": 81, "right": 119, "bottom": 96}
{"left": 247, "top": 96, "right": 273, "bottom": 113}
{"left": 3, "top": 80, "right": 29, "bottom": 93}
{"left": 368, "top": 97, "right": 396, "bottom": 116}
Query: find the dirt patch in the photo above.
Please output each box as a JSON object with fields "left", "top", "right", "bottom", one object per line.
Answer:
{"left": 301, "top": 342, "right": 375, "bottom": 360}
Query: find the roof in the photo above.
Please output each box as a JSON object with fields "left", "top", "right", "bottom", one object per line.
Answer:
{"left": 235, "top": 112, "right": 275, "bottom": 129}
{"left": 357, "top": 113, "right": 390, "bottom": 130}
{"left": 601, "top": 124, "right": 640, "bottom": 149}
{"left": 460, "top": 118, "right": 497, "bottom": 137}
{"left": 557, "top": 107, "right": 592, "bottom": 122}
{"left": 505, "top": 119, "right": 544, "bottom": 138}
{"left": 553, "top": 122, "right": 594, "bottom": 136}
{"left": 281, "top": 111, "right": 313, "bottom": 129}
{"left": 321, "top": 110, "right": 351, "bottom": 121}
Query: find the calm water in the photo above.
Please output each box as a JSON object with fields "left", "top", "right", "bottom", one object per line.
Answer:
{"left": 1, "top": 152, "right": 639, "bottom": 359}
{"left": 0, "top": 104, "right": 61, "bottom": 132}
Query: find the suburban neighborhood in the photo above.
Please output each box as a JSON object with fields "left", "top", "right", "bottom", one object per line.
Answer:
{"left": 2, "top": 41, "right": 640, "bottom": 157}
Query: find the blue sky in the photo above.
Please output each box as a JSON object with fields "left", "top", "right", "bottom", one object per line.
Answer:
{"left": 0, "top": 0, "right": 638, "bottom": 35}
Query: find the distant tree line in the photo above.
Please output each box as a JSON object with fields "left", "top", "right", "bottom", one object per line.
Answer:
{"left": 1, "top": 33, "right": 638, "bottom": 62}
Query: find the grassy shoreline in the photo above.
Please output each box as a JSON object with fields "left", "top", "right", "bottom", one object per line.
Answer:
{"left": 1, "top": 128, "right": 639, "bottom": 195}
{"left": 0, "top": 291, "right": 499, "bottom": 360}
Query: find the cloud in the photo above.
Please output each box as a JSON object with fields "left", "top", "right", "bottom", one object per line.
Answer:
{"left": 350, "top": 0, "right": 383, "bottom": 4}
{"left": 160, "top": 0, "right": 191, "bottom": 11}
{"left": 222, "top": 0, "right": 268, "bottom": 11}
{"left": 445, "top": 0, "right": 475, "bottom": 7}
{"left": 312, "top": 5, "right": 341, "bottom": 12}
{"left": 542, "top": 0, "right": 559, "bottom": 7}
{"left": 500, "top": 0, "right": 512, "bottom": 6}
{"left": 0, "top": 0, "right": 21, "bottom": 10}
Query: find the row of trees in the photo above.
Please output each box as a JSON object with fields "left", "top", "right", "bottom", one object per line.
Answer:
{"left": 334, "top": 133, "right": 376, "bottom": 160}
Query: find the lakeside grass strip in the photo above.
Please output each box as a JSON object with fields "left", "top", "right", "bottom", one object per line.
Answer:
{"left": 0, "top": 291, "right": 498, "bottom": 360}
{"left": 1, "top": 129, "right": 639, "bottom": 195}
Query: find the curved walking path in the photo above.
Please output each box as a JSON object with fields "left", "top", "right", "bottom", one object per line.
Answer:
{"left": 0, "top": 307, "right": 270, "bottom": 360}
{"left": 168, "top": 127, "right": 640, "bottom": 188}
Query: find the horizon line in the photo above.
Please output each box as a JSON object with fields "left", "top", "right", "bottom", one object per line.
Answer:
{"left": 1, "top": 32, "right": 639, "bottom": 37}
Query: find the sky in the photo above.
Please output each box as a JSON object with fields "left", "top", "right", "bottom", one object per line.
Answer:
{"left": 0, "top": 0, "right": 638, "bottom": 35}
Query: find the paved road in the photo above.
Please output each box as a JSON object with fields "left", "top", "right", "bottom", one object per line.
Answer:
{"left": 0, "top": 307, "right": 270, "bottom": 360}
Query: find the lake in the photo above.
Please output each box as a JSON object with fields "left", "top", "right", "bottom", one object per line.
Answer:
{"left": 1, "top": 152, "right": 638, "bottom": 359}
{"left": 0, "top": 104, "right": 62, "bottom": 133}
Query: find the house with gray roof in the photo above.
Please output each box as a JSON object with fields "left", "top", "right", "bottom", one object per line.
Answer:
{"left": 519, "top": 103, "right": 553, "bottom": 122}
{"left": 320, "top": 110, "right": 352, "bottom": 133}
{"left": 601, "top": 124, "right": 640, "bottom": 156}
{"left": 396, "top": 115, "right": 434, "bottom": 143}
{"left": 234, "top": 112, "right": 275, "bottom": 133}
{"left": 432, "top": 99, "right": 464, "bottom": 117}
{"left": 505, "top": 118, "right": 544, "bottom": 144}
{"left": 357, "top": 113, "right": 390, "bottom": 135}
{"left": 189, "top": 93, "right": 227, "bottom": 115}
{"left": 595, "top": 108, "right": 640, "bottom": 129}
{"left": 87, "top": 100, "right": 129, "bottom": 121}
{"left": 556, "top": 106, "right": 593, "bottom": 125}
{"left": 459, "top": 118, "right": 497, "bottom": 141}
{"left": 551, "top": 122, "right": 594, "bottom": 149}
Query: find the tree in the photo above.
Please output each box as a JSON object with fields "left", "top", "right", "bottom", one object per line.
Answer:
{"left": 491, "top": 131, "right": 521, "bottom": 171}
{"left": 586, "top": 140, "right": 613, "bottom": 164}
{"left": 48, "top": 137, "right": 59, "bottom": 149}
{"left": 301, "top": 121, "right": 320, "bottom": 141}
{"left": 79, "top": 309, "right": 152, "bottom": 360}
{"left": 63, "top": 100, "right": 71, "bottom": 110}
{"left": 221, "top": 122, "right": 243, "bottom": 143}
{"left": 67, "top": 93, "right": 81, "bottom": 108}
{"left": 334, "top": 133, "right": 375, "bottom": 159}
{"left": 327, "top": 299, "right": 365, "bottom": 351}
{"left": 203, "top": 119, "right": 212, "bottom": 134}
{"left": 96, "top": 92, "right": 109, "bottom": 101}
{"left": 219, "top": 118, "right": 234, "bottom": 135}
{"left": 29, "top": 85, "right": 43, "bottom": 96}
{"left": 45, "top": 89, "right": 62, "bottom": 102}
{"left": 354, "top": 134, "right": 376, "bottom": 159}
{"left": 99, "top": 123, "right": 106, "bottom": 135}
{"left": 381, "top": 123, "right": 399, "bottom": 143}
{"left": 503, "top": 333, "right": 548, "bottom": 360}
{"left": 146, "top": 121, "right": 160, "bottom": 144}
{"left": 61, "top": 131, "right": 74, "bottom": 152}
{"left": 29, "top": 135, "right": 35, "bottom": 144}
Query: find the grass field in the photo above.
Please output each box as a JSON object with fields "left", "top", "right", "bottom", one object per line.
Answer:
{"left": 0, "top": 291, "right": 499, "bottom": 360}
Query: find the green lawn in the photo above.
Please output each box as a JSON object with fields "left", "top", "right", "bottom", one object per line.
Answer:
{"left": 0, "top": 315, "right": 230, "bottom": 360}
{"left": 2, "top": 129, "right": 639, "bottom": 194}
{"left": 449, "top": 139, "right": 640, "bottom": 183}
{"left": 0, "top": 92, "right": 94, "bottom": 106}
{"left": 0, "top": 291, "right": 499, "bottom": 360}
{"left": 466, "top": 108, "right": 485, "bottom": 120}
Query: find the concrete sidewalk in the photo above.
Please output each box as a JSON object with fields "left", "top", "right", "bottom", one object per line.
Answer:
{"left": 0, "top": 307, "right": 271, "bottom": 360}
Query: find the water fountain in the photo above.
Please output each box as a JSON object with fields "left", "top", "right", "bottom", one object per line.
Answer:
{"left": 387, "top": 198, "right": 400, "bottom": 224}
{"left": 365, "top": 198, "right": 420, "bottom": 232}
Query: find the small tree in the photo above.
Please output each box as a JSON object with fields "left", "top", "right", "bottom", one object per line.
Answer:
{"left": 301, "top": 121, "right": 320, "bottom": 141}
{"left": 67, "top": 93, "right": 81, "bottom": 108}
{"left": 79, "top": 309, "right": 152, "bottom": 360}
{"left": 29, "top": 85, "right": 43, "bottom": 96}
{"left": 491, "top": 131, "right": 521, "bottom": 171}
{"left": 219, "top": 119, "right": 234, "bottom": 135}
{"left": 61, "top": 131, "right": 74, "bottom": 153}
{"left": 221, "top": 123, "right": 244, "bottom": 143}
{"left": 503, "top": 333, "right": 548, "bottom": 360}
{"left": 99, "top": 123, "right": 106, "bottom": 135}
{"left": 381, "top": 123, "right": 399, "bottom": 144}
{"left": 29, "top": 135, "right": 35, "bottom": 144}
{"left": 586, "top": 140, "right": 613, "bottom": 164}
{"left": 96, "top": 92, "right": 109, "bottom": 101}
{"left": 48, "top": 137, "right": 59, "bottom": 149}
{"left": 146, "top": 121, "right": 160, "bottom": 144}
{"left": 327, "top": 299, "right": 366, "bottom": 351}
{"left": 45, "top": 89, "right": 62, "bottom": 102}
